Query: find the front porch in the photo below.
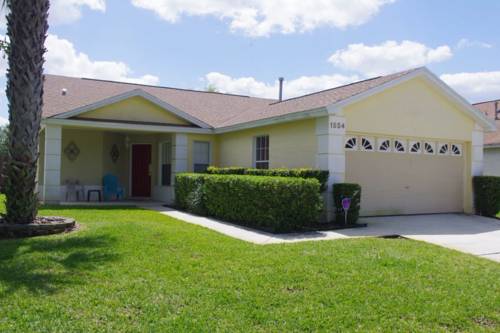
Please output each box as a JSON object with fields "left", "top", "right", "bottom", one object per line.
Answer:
{"left": 38, "top": 123, "right": 202, "bottom": 205}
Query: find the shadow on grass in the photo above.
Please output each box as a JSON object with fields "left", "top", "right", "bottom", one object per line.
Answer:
{"left": 0, "top": 233, "right": 119, "bottom": 296}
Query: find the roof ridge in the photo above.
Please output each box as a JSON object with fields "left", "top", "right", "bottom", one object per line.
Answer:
{"left": 45, "top": 73, "right": 275, "bottom": 100}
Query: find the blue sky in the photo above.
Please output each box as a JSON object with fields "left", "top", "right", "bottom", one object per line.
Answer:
{"left": 1, "top": 0, "right": 500, "bottom": 123}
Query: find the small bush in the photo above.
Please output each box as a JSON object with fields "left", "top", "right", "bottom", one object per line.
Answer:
{"left": 473, "top": 176, "right": 500, "bottom": 217}
{"left": 333, "top": 183, "right": 361, "bottom": 225}
{"left": 206, "top": 167, "right": 329, "bottom": 192}
{"left": 175, "top": 173, "right": 323, "bottom": 232}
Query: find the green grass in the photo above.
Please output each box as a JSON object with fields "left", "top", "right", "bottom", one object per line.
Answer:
{"left": 0, "top": 202, "right": 499, "bottom": 332}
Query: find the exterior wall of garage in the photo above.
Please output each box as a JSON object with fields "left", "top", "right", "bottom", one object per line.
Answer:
{"left": 484, "top": 147, "right": 500, "bottom": 176}
{"left": 342, "top": 77, "right": 476, "bottom": 215}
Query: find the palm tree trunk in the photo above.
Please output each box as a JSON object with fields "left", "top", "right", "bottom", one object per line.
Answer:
{"left": 3, "top": 0, "right": 49, "bottom": 224}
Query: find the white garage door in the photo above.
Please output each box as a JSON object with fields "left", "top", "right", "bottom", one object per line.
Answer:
{"left": 345, "top": 137, "right": 465, "bottom": 216}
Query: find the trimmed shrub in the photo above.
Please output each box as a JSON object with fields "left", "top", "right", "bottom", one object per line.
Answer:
{"left": 473, "top": 176, "right": 500, "bottom": 217}
{"left": 333, "top": 183, "right": 361, "bottom": 225}
{"left": 206, "top": 167, "right": 329, "bottom": 192}
{"left": 175, "top": 173, "right": 207, "bottom": 214}
{"left": 175, "top": 173, "right": 323, "bottom": 232}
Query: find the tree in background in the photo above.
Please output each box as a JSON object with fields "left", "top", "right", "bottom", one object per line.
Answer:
{"left": 2, "top": 0, "right": 49, "bottom": 223}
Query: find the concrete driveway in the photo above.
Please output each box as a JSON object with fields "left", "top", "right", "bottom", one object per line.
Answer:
{"left": 345, "top": 214, "right": 500, "bottom": 262}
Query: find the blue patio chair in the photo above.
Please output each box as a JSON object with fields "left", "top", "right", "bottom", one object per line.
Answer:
{"left": 103, "top": 174, "right": 124, "bottom": 201}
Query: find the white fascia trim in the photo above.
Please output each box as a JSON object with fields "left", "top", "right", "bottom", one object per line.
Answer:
{"left": 326, "top": 67, "right": 496, "bottom": 132}
{"left": 214, "top": 107, "right": 328, "bottom": 134}
{"left": 51, "top": 89, "right": 212, "bottom": 129}
{"left": 42, "top": 118, "right": 214, "bottom": 134}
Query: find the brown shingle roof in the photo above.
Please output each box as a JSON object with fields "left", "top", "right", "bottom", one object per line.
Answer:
{"left": 473, "top": 100, "right": 500, "bottom": 146}
{"left": 43, "top": 68, "right": 420, "bottom": 129}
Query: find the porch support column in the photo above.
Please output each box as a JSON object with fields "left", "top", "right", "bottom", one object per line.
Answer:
{"left": 172, "top": 133, "right": 188, "bottom": 186}
{"left": 43, "top": 125, "right": 62, "bottom": 203}
{"left": 467, "top": 123, "right": 484, "bottom": 213}
{"left": 316, "top": 112, "right": 346, "bottom": 222}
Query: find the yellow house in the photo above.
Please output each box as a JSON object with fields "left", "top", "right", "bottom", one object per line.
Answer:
{"left": 39, "top": 67, "right": 495, "bottom": 218}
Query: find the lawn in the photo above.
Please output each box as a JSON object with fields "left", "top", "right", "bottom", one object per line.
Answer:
{"left": 0, "top": 203, "right": 499, "bottom": 332}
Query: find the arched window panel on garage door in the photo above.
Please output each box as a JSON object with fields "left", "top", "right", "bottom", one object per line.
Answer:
{"left": 409, "top": 141, "right": 422, "bottom": 154}
{"left": 360, "top": 137, "right": 375, "bottom": 151}
{"left": 451, "top": 144, "right": 462, "bottom": 156}
{"left": 424, "top": 142, "right": 435, "bottom": 155}
{"left": 438, "top": 143, "right": 449, "bottom": 155}
{"left": 378, "top": 138, "right": 391, "bottom": 152}
{"left": 345, "top": 137, "right": 358, "bottom": 151}
{"left": 394, "top": 139, "right": 406, "bottom": 153}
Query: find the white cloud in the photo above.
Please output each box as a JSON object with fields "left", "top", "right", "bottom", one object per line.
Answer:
{"left": 329, "top": 40, "right": 453, "bottom": 76}
{"left": 441, "top": 71, "right": 500, "bottom": 103}
{"left": 44, "top": 34, "right": 159, "bottom": 85}
{"left": 456, "top": 38, "right": 493, "bottom": 50}
{"left": 50, "top": 0, "right": 106, "bottom": 25}
{"left": 0, "top": 116, "right": 7, "bottom": 126}
{"left": 204, "top": 72, "right": 359, "bottom": 99}
{"left": 131, "top": 0, "right": 395, "bottom": 37}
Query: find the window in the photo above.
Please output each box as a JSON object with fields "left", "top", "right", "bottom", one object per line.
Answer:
{"left": 424, "top": 142, "right": 435, "bottom": 155}
{"left": 160, "top": 142, "right": 172, "bottom": 186}
{"left": 378, "top": 139, "right": 391, "bottom": 152}
{"left": 451, "top": 144, "right": 462, "bottom": 156}
{"left": 409, "top": 141, "right": 421, "bottom": 154}
{"left": 254, "top": 135, "right": 269, "bottom": 169}
{"left": 345, "top": 137, "right": 357, "bottom": 151}
{"left": 193, "top": 141, "right": 210, "bottom": 173}
{"left": 361, "top": 137, "right": 374, "bottom": 151}
{"left": 394, "top": 140, "right": 406, "bottom": 153}
{"left": 438, "top": 143, "right": 449, "bottom": 155}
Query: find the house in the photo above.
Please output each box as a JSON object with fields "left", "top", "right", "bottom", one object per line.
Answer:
{"left": 473, "top": 99, "right": 500, "bottom": 176}
{"left": 39, "top": 67, "right": 495, "bottom": 218}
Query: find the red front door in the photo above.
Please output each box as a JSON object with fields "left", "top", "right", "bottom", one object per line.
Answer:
{"left": 131, "top": 144, "right": 152, "bottom": 197}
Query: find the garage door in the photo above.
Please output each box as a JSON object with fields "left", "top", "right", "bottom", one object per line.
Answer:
{"left": 345, "top": 137, "right": 464, "bottom": 216}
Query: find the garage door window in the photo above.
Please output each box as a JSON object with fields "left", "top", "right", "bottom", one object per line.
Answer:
{"left": 424, "top": 142, "right": 435, "bottom": 155}
{"left": 394, "top": 140, "right": 406, "bottom": 153}
{"left": 410, "top": 141, "right": 422, "bottom": 154}
{"left": 361, "top": 137, "right": 374, "bottom": 151}
{"left": 345, "top": 137, "right": 358, "bottom": 151}
{"left": 438, "top": 143, "right": 449, "bottom": 155}
{"left": 378, "top": 139, "right": 391, "bottom": 152}
{"left": 451, "top": 144, "right": 462, "bottom": 156}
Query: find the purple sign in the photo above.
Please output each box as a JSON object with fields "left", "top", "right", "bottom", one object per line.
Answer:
{"left": 341, "top": 197, "right": 351, "bottom": 211}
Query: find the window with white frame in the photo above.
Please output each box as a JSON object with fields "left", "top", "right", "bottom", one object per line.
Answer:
{"left": 409, "top": 141, "right": 422, "bottom": 154}
{"left": 438, "top": 143, "right": 449, "bottom": 155}
{"left": 424, "top": 142, "right": 435, "bottom": 155}
{"left": 360, "top": 137, "right": 374, "bottom": 151}
{"left": 254, "top": 135, "right": 269, "bottom": 169}
{"left": 160, "top": 141, "right": 172, "bottom": 186}
{"left": 378, "top": 139, "right": 391, "bottom": 152}
{"left": 344, "top": 137, "right": 357, "bottom": 151}
{"left": 193, "top": 141, "right": 210, "bottom": 173}
{"left": 451, "top": 144, "right": 462, "bottom": 156}
{"left": 394, "top": 139, "right": 406, "bottom": 153}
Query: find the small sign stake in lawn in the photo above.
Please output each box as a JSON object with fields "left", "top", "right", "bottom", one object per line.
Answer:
{"left": 341, "top": 197, "right": 351, "bottom": 226}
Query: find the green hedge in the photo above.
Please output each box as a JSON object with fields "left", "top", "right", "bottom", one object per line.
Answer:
{"left": 333, "top": 183, "right": 362, "bottom": 225}
{"left": 175, "top": 173, "right": 323, "bottom": 232}
{"left": 206, "top": 167, "right": 329, "bottom": 192}
{"left": 473, "top": 176, "right": 500, "bottom": 217}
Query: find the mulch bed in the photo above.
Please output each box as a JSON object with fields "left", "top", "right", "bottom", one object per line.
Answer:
{"left": 0, "top": 216, "right": 77, "bottom": 238}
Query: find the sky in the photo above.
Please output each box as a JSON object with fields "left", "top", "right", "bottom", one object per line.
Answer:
{"left": 0, "top": 0, "right": 500, "bottom": 125}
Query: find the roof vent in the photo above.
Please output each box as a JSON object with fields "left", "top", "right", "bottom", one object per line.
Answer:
{"left": 61, "top": 88, "right": 68, "bottom": 96}
{"left": 278, "top": 77, "right": 284, "bottom": 102}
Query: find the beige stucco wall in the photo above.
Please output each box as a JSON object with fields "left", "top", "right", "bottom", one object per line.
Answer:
{"left": 343, "top": 77, "right": 476, "bottom": 214}
{"left": 77, "top": 96, "right": 191, "bottom": 125}
{"left": 216, "top": 119, "right": 317, "bottom": 168}
{"left": 484, "top": 148, "right": 500, "bottom": 176}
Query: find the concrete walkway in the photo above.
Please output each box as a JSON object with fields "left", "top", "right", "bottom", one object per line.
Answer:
{"left": 144, "top": 205, "right": 500, "bottom": 262}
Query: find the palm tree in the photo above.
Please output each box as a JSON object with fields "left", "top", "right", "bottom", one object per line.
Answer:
{"left": 2, "top": 0, "right": 49, "bottom": 223}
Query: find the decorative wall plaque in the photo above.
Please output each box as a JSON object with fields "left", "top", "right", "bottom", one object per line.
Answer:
{"left": 64, "top": 141, "right": 80, "bottom": 161}
{"left": 110, "top": 144, "right": 119, "bottom": 163}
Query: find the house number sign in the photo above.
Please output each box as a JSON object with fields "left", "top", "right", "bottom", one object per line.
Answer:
{"left": 330, "top": 120, "right": 345, "bottom": 129}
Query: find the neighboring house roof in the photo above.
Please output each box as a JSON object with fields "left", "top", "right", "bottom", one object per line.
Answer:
{"left": 473, "top": 100, "right": 500, "bottom": 147}
{"left": 43, "top": 67, "right": 495, "bottom": 132}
